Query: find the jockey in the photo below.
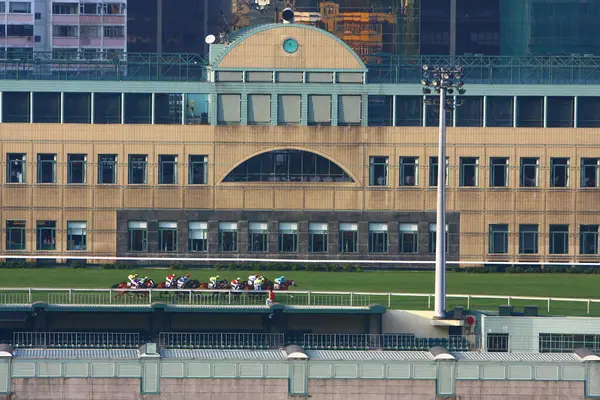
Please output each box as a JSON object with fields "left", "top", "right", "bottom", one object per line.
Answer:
{"left": 248, "top": 273, "right": 259, "bottom": 286}
{"left": 254, "top": 275, "right": 264, "bottom": 291}
{"left": 128, "top": 274, "right": 139, "bottom": 288}
{"left": 165, "top": 274, "right": 177, "bottom": 288}
{"left": 209, "top": 275, "right": 220, "bottom": 289}
{"left": 139, "top": 276, "right": 149, "bottom": 287}
{"left": 176, "top": 273, "right": 191, "bottom": 289}
{"left": 231, "top": 277, "right": 241, "bottom": 290}
{"left": 274, "top": 275, "right": 285, "bottom": 290}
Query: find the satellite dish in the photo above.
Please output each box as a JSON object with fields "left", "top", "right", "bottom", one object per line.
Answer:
{"left": 205, "top": 34, "right": 216, "bottom": 44}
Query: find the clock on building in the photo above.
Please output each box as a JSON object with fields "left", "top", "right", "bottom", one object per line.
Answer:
{"left": 282, "top": 38, "right": 298, "bottom": 54}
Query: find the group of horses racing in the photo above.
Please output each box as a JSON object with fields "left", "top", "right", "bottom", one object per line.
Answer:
{"left": 111, "top": 274, "right": 297, "bottom": 299}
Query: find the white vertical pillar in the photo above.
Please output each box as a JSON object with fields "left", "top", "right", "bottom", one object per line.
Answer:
{"left": 482, "top": 95, "right": 487, "bottom": 127}
{"left": 151, "top": 93, "right": 155, "bottom": 125}
{"left": 29, "top": 92, "right": 34, "bottom": 123}
{"left": 392, "top": 95, "right": 397, "bottom": 126}
{"left": 573, "top": 96, "right": 579, "bottom": 128}
{"left": 60, "top": 92, "right": 64, "bottom": 124}
{"left": 121, "top": 93, "right": 125, "bottom": 124}
{"left": 435, "top": 88, "right": 447, "bottom": 319}
{"left": 181, "top": 94, "right": 185, "bottom": 125}
{"left": 452, "top": 95, "right": 457, "bottom": 127}
{"left": 422, "top": 100, "right": 427, "bottom": 127}
{"left": 543, "top": 96, "right": 548, "bottom": 128}
{"left": 90, "top": 92, "right": 95, "bottom": 124}
{"left": 0, "top": 92, "right": 3, "bottom": 124}
{"left": 513, "top": 96, "right": 518, "bottom": 128}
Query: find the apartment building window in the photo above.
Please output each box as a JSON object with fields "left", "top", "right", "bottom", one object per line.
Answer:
{"left": 36, "top": 221, "right": 56, "bottom": 251}
{"left": 128, "top": 221, "right": 147, "bottom": 252}
{"left": 539, "top": 334, "right": 600, "bottom": 353}
{"left": 519, "top": 224, "right": 539, "bottom": 254}
{"left": 67, "top": 154, "right": 86, "bottom": 184}
{"left": 189, "top": 155, "right": 208, "bottom": 184}
{"left": 369, "top": 156, "right": 388, "bottom": 186}
{"left": 308, "top": 223, "right": 328, "bottom": 253}
{"left": 6, "top": 153, "right": 26, "bottom": 183}
{"left": 460, "top": 157, "right": 479, "bottom": 187}
{"left": 103, "top": 3, "right": 124, "bottom": 15}
{"left": 581, "top": 158, "right": 600, "bottom": 188}
{"left": 490, "top": 157, "right": 509, "bottom": 187}
{"left": 428, "top": 224, "right": 449, "bottom": 254}
{"left": 37, "top": 154, "right": 56, "bottom": 183}
{"left": 128, "top": 155, "right": 147, "bottom": 184}
{"left": 80, "top": 3, "right": 99, "bottom": 14}
{"left": 278, "top": 222, "right": 298, "bottom": 253}
{"left": 9, "top": 2, "right": 31, "bottom": 13}
{"left": 339, "top": 223, "right": 358, "bottom": 253}
{"left": 188, "top": 222, "right": 207, "bottom": 252}
{"left": 400, "top": 157, "right": 419, "bottom": 186}
{"left": 98, "top": 154, "right": 117, "bottom": 184}
{"left": 399, "top": 224, "right": 418, "bottom": 254}
{"left": 7, "top": 24, "right": 33, "bottom": 37}
{"left": 103, "top": 26, "right": 124, "bottom": 38}
{"left": 487, "top": 333, "right": 509, "bottom": 352}
{"left": 0, "top": 3, "right": 5, "bottom": 13}
{"left": 249, "top": 222, "right": 268, "bottom": 253}
{"left": 67, "top": 222, "right": 87, "bottom": 251}
{"left": 580, "top": 225, "right": 599, "bottom": 255}
{"left": 158, "top": 222, "right": 177, "bottom": 252}
{"left": 158, "top": 155, "right": 177, "bottom": 184}
{"left": 218, "top": 222, "right": 238, "bottom": 252}
{"left": 52, "top": 3, "right": 78, "bottom": 14}
{"left": 368, "top": 223, "right": 388, "bottom": 253}
{"left": 80, "top": 26, "right": 101, "bottom": 38}
{"left": 550, "top": 158, "right": 570, "bottom": 187}
{"left": 52, "top": 25, "right": 78, "bottom": 37}
{"left": 520, "top": 158, "right": 539, "bottom": 187}
{"left": 6, "top": 221, "right": 26, "bottom": 250}
{"left": 34, "top": 12, "right": 40, "bottom": 19}
{"left": 549, "top": 225, "right": 569, "bottom": 255}
{"left": 489, "top": 224, "right": 508, "bottom": 254}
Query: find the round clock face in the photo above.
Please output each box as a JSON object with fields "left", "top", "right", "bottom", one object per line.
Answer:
{"left": 283, "top": 38, "right": 298, "bottom": 54}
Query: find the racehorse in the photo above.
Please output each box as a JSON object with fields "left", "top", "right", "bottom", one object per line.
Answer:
{"left": 278, "top": 280, "right": 297, "bottom": 290}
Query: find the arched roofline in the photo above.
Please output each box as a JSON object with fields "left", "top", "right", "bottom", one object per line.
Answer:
{"left": 212, "top": 24, "right": 367, "bottom": 71}
{"left": 217, "top": 146, "right": 361, "bottom": 184}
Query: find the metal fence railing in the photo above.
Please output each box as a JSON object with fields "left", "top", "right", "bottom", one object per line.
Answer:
{"left": 300, "top": 333, "right": 474, "bottom": 352}
{"left": 158, "top": 332, "right": 285, "bottom": 350}
{"left": 0, "top": 288, "right": 599, "bottom": 316}
{"left": 12, "top": 332, "right": 142, "bottom": 349}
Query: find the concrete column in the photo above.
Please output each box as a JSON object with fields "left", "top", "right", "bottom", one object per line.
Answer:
{"left": 574, "top": 96, "right": 579, "bottom": 128}
{"left": 452, "top": 95, "right": 457, "bottom": 127}
{"left": 121, "top": 93, "right": 125, "bottom": 124}
{"left": 0, "top": 92, "right": 3, "bottom": 123}
{"left": 586, "top": 362, "right": 600, "bottom": 397}
{"left": 181, "top": 93, "right": 185, "bottom": 125}
{"left": 392, "top": 95, "right": 397, "bottom": 126}
{"left": 90, "top": 92, "right": 95, "bottom": 124}
{"left": 0, "top": 356, "right": 10, "bottom": 395}
{"left": 482, "top": 95, "right": 487, "bottom": 127}
{"left": 289, "top": 362, "right": 308, "bottom": 395}
{"left": 422, "top": 101, "right": 427, "bottom": 127}
{"left": 60, "top": 92, "right": 64, "bottom": 124}
{"left": 29, "top": 92, "right": 34, "bottom": 123}
{"left": 543, "top": 95, "right": 548, "bottom": 128}
{"left": 436, "top": 361, "right": 456, "bottom": 396}
{"left": 449, "top": 0, "right": 457, "bottom": 56}
{"left": 513, "top": 96, "right": 518, "bottom": 127}
{"left": 141, "top": 358, "right": 160, "bottom": 394}
{"left": 151, "top": 93, "right": 155, "bottom": 125}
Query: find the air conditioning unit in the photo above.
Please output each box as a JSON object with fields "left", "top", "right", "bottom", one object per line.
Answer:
{"left": 26, "top": 36, "right": 32, "bottom": 42}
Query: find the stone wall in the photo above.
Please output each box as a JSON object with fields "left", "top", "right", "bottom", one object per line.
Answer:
{"left": 455, "top": 380, "right": 585, "bottom": 400}
{"left": 308, "top": 379, "right": 436, "bottom": 400}
{"left": 10, "top": 378, "right": 140, "bottom": 400}
{"left": 159, "top": 378, "right": 290, "bottom": 400}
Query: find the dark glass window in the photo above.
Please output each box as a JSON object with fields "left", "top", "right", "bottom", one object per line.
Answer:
{"left": 6, "top": 221, "right": 26, "bottom": 250}
{"left": 308, "top": 223, "right": 328, "bottom": 253}
{"left": 36, "top": 221, "right": 56, "bottom": 251}
{"left": 158, "top": 222, "right": 177, "bottom": 252}
{"left": 158, "top": 155, "right": 177, "bottom": 184}
{"left": 580, "top": 225, "right": 599, "bottom": 255}
{"left": 6, "top": 153, "right": 26, "bottom": 183}
{"left": 128, "top": 221, "right": 147, "bottom": 252}
{"left": 395, "top": 96, "right": 423, "bottom": 126}
{"left": 67, "top": 221, "right": 87, "bottom": 251}
{"left": 98, "top": 154, "right": 117, "bottom": 184}
{"left": 368, "top": 223, "right": 388, "bottom": 253}
{"left": 189, "top": 155, "right": 208, "bottom": 184}
{"left": 517, "top": 96, "right": 543, "bottom": 127}
{"left": 520, "top": 158, "right": 539, "bottom": 187}
{"left": 581, "top": 158, "right": 600, "bottom": 188}
{"left": 460, "top": 157, "right": 479, "bottom": 187}
{"left": 489, "top": 157, "right": 508, "bottom": 187}
{"left": 37, "top": 154, "right": 57, "bottom": 183}
{"left": 223, "top": 150, "right": 352, "bottom": 183}
{"left": 249, "top": 222, "right": 268, "bottom": 253}
{"left": 486, "top": 97, "right": 513, "bottom": 127}
{"left": 67, "top": 154, "right": 87, "bottom": 184}
{"left": 400, "top": 157, "right": 419, "bottom": 186}
{"left": 278, "top": 222, "right": 298, "bottom": 253}
{"left": 218, "top": 222, "right": 238, "bottom": 252}
{"left": 549, "top": 225, "right": 569, "bottom": 255}
{"left": 550, "top": 158, "right": 569, "bottom": 188}
{"left": 489, "top": 224, "right": 508, "bottom": 254}
{"left": 369, "top": 156, "right": 388, "bottom": 186}
{"left": 367, "top": 95, "right": 393, "bottom": 126}
{"left": 456, "top": 96, "right": 483, "bottom": 127}
{"left": 429, "top": 157, "right": 449, "bottom": 187}
{"left": 188, "top": 222, "right": 207, "bottom": 252}
{"left": 519, "top": 224, "right": 538, "bottom": 254}
{"left": 399, "top": 224, "right": 418, "bottom": 254}
{"left": 339, "top": 223, "right": 358, "bottom": 253}
{"left": 128, "top": 155, "right": 147, "bottom": 184}
{"left": 547, "top": 97, "right": 574, "bottom": 128}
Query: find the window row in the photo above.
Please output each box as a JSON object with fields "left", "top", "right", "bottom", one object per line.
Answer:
{"left": 52, "top": 25, "right": 125, "bottom": 39}
{"left": 488, "top": 224, "right": 600, "bottom": 255}
{"left": 6, "top": 153, "right": 208, "bottom": 185}
{"left": 368, "top": 156, "right": 600, "bottom": 188}
{"left": 5, "top": 221, "right": 86, "bottom": 251}
{"left": 126, "top": 221, "right": 448, "bottom": 254}
{"left": 52, "top": 3, "right": 125, "bottom": 16}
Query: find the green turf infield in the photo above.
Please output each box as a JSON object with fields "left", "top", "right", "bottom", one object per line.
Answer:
{"left": 0, "top": 268, "right": 599, "bottom": 316}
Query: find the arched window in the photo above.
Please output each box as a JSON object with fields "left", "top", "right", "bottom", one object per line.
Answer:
{"left": 223, "top": 149, "right": 353, "bottom": 183}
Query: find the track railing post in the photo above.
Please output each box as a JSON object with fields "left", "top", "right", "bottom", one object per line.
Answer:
{"left": 548, "top": 298, "right": 551, "bottom": 313}
{"left": 308, "top": 291, "right": 311, "bottom": 306}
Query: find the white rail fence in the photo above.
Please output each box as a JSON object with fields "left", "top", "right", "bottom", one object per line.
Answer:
{"left": 0, "top": 288, "right": 599, "bottom": 315}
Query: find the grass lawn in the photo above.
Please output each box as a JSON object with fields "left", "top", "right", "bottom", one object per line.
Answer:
{"left": 1, "top": 268, "right": 599, "bottom": 315}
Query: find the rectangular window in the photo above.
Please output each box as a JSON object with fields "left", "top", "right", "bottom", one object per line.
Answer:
{"left": 338, "top": 95, "right": 362, "bottom": 126}
{"left": 36, "top": 221, "right": 56, "bottom": 251}
{"left": 399, "top": 223, "right": 418, "bottom": 254}
{"left": 549, "top": 224, "right": 569, "bottom": 255}
{"left": 489, "top": 157, "right": 509, "bottom": 187}
{"left": 368, "top": 223, "right": 388, "bottom": 253}
{"left": 539, "top": 334, "right": 600, "bottom": 353}
{"left": 369, "top": 156, "right": 388, "bottom": 186}
{"left": 249, "top": 222, "right": 268, "bottom": 253}
{"left": 519, "top": 224, "right": 539, "bottom": 254}
{"left": 103, "top": 3, "right": 124, "bottom": 15}
{"left": 217, "top": 94, "right": 242, "bottom": 125}
{"left": 158, "top": 221, "right": 177, "bottom": 252}
{"left": 429, "top": 157, "right": 449, "bottom": 187}
{"left": 550, "top": 158, "right": 570, "bottom": 187}
{"left": 308, "top": 222, "right": 328, "bottom": 253}
{"left": 37, "top": 154, "right": 57, "bottom": 183}
{"left": 6, "top": 221, "right": 26, "bottom": 250}
{"left": 277, "top": 94, "right": 301, "bottom": 125}
{"left": 52, "top": 25, "right": 78, "bottom": 37}
{"left": 80, "top": 3, "right": 98, "bottom": 14}
{"left": 278, "top": 222, "right": 298, "bottom": 253}
{"left": 80, "top": 26, "right": 101, "bottom": 38}
{"left": 0, "top": 3, "right": 5, "bottom": 13}
{"left": 67, "top": 221, "right": 87, "bottom": 251}
{"left": 580, "top": 225, "right": 599, "bottom": 255}
{"left": 67, "top": 154, "right": 86, "bottom": 184}
{"left": 520, "top": 157, "right": 539, "bottom": 187}
{"left": 428, "top": 223, "right": 449, "bottom": 254}
{"left": 158, "top": 155, "right": 177, "bottom": 184}
{"left": 460, "top": 157, "right": 479, "bottom": 187}
{"left": 218, "top": 222, "right": 238, "bottom": 252}
{"left": 188, "top": 222, "right": 207, "bottom": 252}
{"left": 6, "top": 153, "right": 26, "bottom": 183}
{"left": 52, "top": 3, "right": 78, "bottom": 14}
{"left": 98, "top": 154, "right": 117, "bottom": 184}
{"left": 489, "top": 224, "right": 508, "bottom": 254}
{"left": 308, "top": 95, "right": 331, "bottom": 126}
{"left": 487, "top": 333, "right": 509, "bottom": 352}
{"left": 247, "top": 94, "right": 271, "bottom": 125}
{"left": 128, "top": 155, "right": 147, "bottom": 184}
{"left": 103, "top": 25, "right": 124, "bottom": 38}
{"left": 581, "top": 158, "right": 600, "bottom": 188}
{"left": 339, "top": 223, "right": 358, "bottom": 253}
{"left": 9, "top": 2, "right": 31, "bottom": 13}
{"left": 128, "top": 221, "right": 147, "bottom": 252}
{"left": 400, "top": 157, "right": 419, "bottom": 186}
{"left": 6, "top": 25, "right": 33, "bottom": 36}
{"left": 188, "top": 155, "right": 208, "bottom": 184}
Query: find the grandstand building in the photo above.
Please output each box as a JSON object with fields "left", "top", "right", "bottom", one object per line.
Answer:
{"left": 0, "top": 22, "right": 600, "bottom": 264}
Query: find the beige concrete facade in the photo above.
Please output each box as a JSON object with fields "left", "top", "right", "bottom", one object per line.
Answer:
{"left": 1, "top": 123, "right": 599, "bottom": 263}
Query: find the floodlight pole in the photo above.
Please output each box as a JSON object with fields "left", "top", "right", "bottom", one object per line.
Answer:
{"left": 434, "top": 87, "right": 447, "bottom": 319}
